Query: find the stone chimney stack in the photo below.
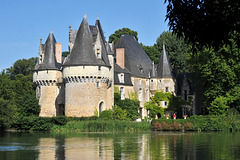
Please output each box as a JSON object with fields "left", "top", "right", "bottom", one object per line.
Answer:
{"left": 55, "top": 43, "right": 62, "bottom": 63}
{"left": 116, "top": 48, "right": 125, "bottom": 69}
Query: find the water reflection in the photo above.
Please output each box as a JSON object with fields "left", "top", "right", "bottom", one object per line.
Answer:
{"left": 1, "top": 132, "right": 240, "bottom": 160}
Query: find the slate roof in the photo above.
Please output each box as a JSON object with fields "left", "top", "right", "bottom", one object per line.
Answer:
{"left": 114, "top": 63, "right": 133, "bottom": 86}
{"left": 114, "top": 35, "right": 153, "bottom": 78}
{"left": 63, "top": 16, "right": 110, "bottom": 67}
{"left": 157, "top": 44, "right": 173, "bottom": 78}
{"left": 34, "top": 30, "right": 60, "bottom": 71}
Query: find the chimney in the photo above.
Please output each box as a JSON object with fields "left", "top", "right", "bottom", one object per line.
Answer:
{"left": 116, "top": 48, "right": 125, "bottom": 69}
{"left": 55, "top": 43, "right": 62, "bottom": 63}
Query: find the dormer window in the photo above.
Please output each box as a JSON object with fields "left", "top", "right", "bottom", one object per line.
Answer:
{"left": 97, "top": 48, "right": 101, "bottom": 59}
{"left": 118, "top": 73, "right": 124, "bottom": 83}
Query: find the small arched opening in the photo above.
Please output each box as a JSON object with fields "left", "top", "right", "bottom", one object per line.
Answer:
{"left": 99, "top": 101, "right": 105, "bottom": 116}
{"left": 157, "top": 113, "right": 161, "bottom": 119}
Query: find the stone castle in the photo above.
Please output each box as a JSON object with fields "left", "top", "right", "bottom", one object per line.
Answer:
{"left": 33, "top": 15, "right": 198, "bottom": 118}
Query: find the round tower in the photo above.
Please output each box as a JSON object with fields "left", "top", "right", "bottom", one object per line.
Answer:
{"left": 63, "top": 15, "right": 112, "bottom": 117}
{"left": 33, "top": 30, "right": 63, "bottom": 117}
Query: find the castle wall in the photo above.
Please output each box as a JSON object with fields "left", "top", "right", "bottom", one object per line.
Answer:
{"left": 63, "top": 66, "right": 111, "bottom": 117}
{"left": 157, "top": 78, "right": 175, "bottom": 94}
{"left": 33, "top": 70, "right": 62, "bottom": 117}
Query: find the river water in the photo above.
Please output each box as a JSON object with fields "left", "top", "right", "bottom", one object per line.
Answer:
{"left": 0, "top": 131, "right": 240, "bottom": 160}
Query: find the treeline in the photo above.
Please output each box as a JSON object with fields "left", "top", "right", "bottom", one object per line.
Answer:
{"left": 0, "top": 57, "right": 40, "bottom": 130}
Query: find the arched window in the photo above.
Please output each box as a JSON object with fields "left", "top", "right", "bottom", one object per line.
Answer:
{"left": 146, "top": 89, "right": 149, "bottom": 102}
{"left": 120, "top": 87, "right": 124, "bottom": 100}
{"left": 99, "top": 102, "right": 104, "bottom": 114}
{"left": 139, "top": 88, "right": 142, "bottom": 101}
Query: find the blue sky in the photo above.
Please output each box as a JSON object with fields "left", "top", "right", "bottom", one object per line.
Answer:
{"left": 0, "top": 0, "right": 169, "bottom": 70}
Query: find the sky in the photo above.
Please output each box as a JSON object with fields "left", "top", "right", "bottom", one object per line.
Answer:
{"left": 0, "top": 0, "right": 169, "bottom": 71}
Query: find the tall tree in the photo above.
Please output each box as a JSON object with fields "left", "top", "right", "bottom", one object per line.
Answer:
{"left": 140, "top": 43, "right": 161, "bottom": 64}
{"left": 155, "top": 31, "right": 189, "bottom": 73}
{"left": 109, "top": 28, "right": 138, "bottom": 43}
{"left": 7, "top": 57, "right": 38, "bottom": 79}
{"left": 165, "top": 0, "right": 240, "bottom": 49}
{"left": 188, "top": 34, "right": 240, "bottom": 114}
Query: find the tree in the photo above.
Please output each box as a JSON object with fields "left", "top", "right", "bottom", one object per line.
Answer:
{"left": 109, "top": 28, "right": 138, "bottom": 43}
{"left": 155, "top": 31, "right": 190, "bottom": 72}
{"left": 188, "top": 34, "right": 240, "bottom": 113}
{"left": 7, "top": 57, "right": 38, "bottom": 78}
{"left": 114, "top": 92, "right": 140, "bottom": 121}
{"left": 165, "top": 0, "right": 240, "bottom": 49}
{"left": 140, "top": 43, "right": 161, "bottom": 64}
{"left": 208, "top": 96, "right": 229, "bottom": 115}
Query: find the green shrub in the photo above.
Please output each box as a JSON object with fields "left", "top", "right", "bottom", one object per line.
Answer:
{"left": 100, "top": 110, "right": 113, "bottom": 120}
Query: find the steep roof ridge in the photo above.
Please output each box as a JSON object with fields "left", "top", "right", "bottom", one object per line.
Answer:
{"left": 35, "top": 30, "right": 60, "bottom": 70}
{"left": 95, "top": 26, "right": 110, "bottom": 66}
{"left": 95, "top": 18, "right": 106, "bottom": 44}
{"left": 63, "top": 15, "right": 98, "bottom": 66}
{"left": 157, "top": 43, "right": 173, "bottom": 78}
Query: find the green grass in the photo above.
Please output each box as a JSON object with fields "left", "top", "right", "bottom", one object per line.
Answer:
{"left": 51, "top": 120, "right": 151, "bottom": 132}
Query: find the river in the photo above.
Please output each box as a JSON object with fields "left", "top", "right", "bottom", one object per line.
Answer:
{"left": 0, "top": 131, "right": 240, "bottom": 160}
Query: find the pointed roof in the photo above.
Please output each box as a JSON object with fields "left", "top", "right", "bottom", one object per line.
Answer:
{"left": 35, "top": 30, "right": 60, "bottom": 70}
{"left": 64, "top": 15, "right": 110, "bottom": 67}
{"left": 95, "top": 16, "right": 106, "bottom": 44}
{"left": 114, "top": 35, "right": 153, "bottom": 78}
{"left": 64, "top": 16, "right": 100, "bottom": 66}
{"left": 157, "top": 44, "right": 173, "bottom": 78}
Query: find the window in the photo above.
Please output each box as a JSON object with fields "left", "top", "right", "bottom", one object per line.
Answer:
{"left": 97, "top": 49, "right": 100, "bottom": 58}
{"left": 119, "top": 73, "right": 124, "bottom": 83}
{"left": 165, "top": 101, "right": 168, "bottom": 106}
{"left": 120, "top": 87, "right": 124, "bottom": 100}
{"left": 184, "top": 90, "right": 188, "bottom": 101}
{"left": 98, "top": 66, "right": 101, "bottom": 71}
{"left": 97, "top": 82, "right": 100, "bottom": 88}
{"left": 146, "top": 89, "right": 149, "bottom": 102}
{"left": 165, "top": 87, "right": 169, "bottom": 93}
{"left": 139, "top": 88, "right": 142, "bottom": 101}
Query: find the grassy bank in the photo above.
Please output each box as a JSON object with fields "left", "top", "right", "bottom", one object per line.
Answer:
{"left": 51, "top": 120, "right": 151, "bottom": 132}
{"left": 6, "top": 116, "right": 151, "bottom": 132}
{"left": 152, "top": 115, "right": 240, "bottom": 132}
{"left": 3, "top": 115, "right": 240, "bottom": 132}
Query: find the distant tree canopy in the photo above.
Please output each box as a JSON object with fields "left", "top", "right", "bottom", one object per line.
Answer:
{"left": 109, "top": 28, "right": 138, "bottom": 44}
{"left": 7, "top": 57, "right": 38, "bottom": 78}
{"left": 165, "top": 0, "right": 240, "bottom": 50}
{"left": 142, "top": 31, "right": 189, "bottom": 73}
{"left": 154, "top": 31, "right": 189, "bottom": 73}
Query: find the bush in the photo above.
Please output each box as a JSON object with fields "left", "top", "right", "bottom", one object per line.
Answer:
{"left": 100, "top": 110, "right": 113, "bottom": 120}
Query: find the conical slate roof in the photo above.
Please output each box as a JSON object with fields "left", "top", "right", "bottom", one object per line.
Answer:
{"left": 157, "top": 44, "right": 173, "bottom": 78}
{"left": 35, "top": 30, "right": 60, "bottom": 70}
{"left": 63, "top": 15, "right": 110, "bottom": 67}
{"left": 114, "top": 35, "right": 152, "bottom": 78}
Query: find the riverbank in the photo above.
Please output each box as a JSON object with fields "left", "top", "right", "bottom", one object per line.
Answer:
{"left": 1, "top": 115, "right": 240, "bottom": 132}
{"left": 152, "top": 115, "right": 240, "bottom": 132}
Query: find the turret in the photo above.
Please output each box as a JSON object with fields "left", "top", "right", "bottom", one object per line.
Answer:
{"left": 62, "top": 14, "right": 112, "bottom": 117}
{"left": 33, "top": 30, "right": 64, "bottom": 117}
{"left": 156, "top": 43, "right": 175, "bottom": 94}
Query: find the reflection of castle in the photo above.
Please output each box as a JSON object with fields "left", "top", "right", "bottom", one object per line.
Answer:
{"left": 33, "top": 15, "right": 200, "bottom": 118}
